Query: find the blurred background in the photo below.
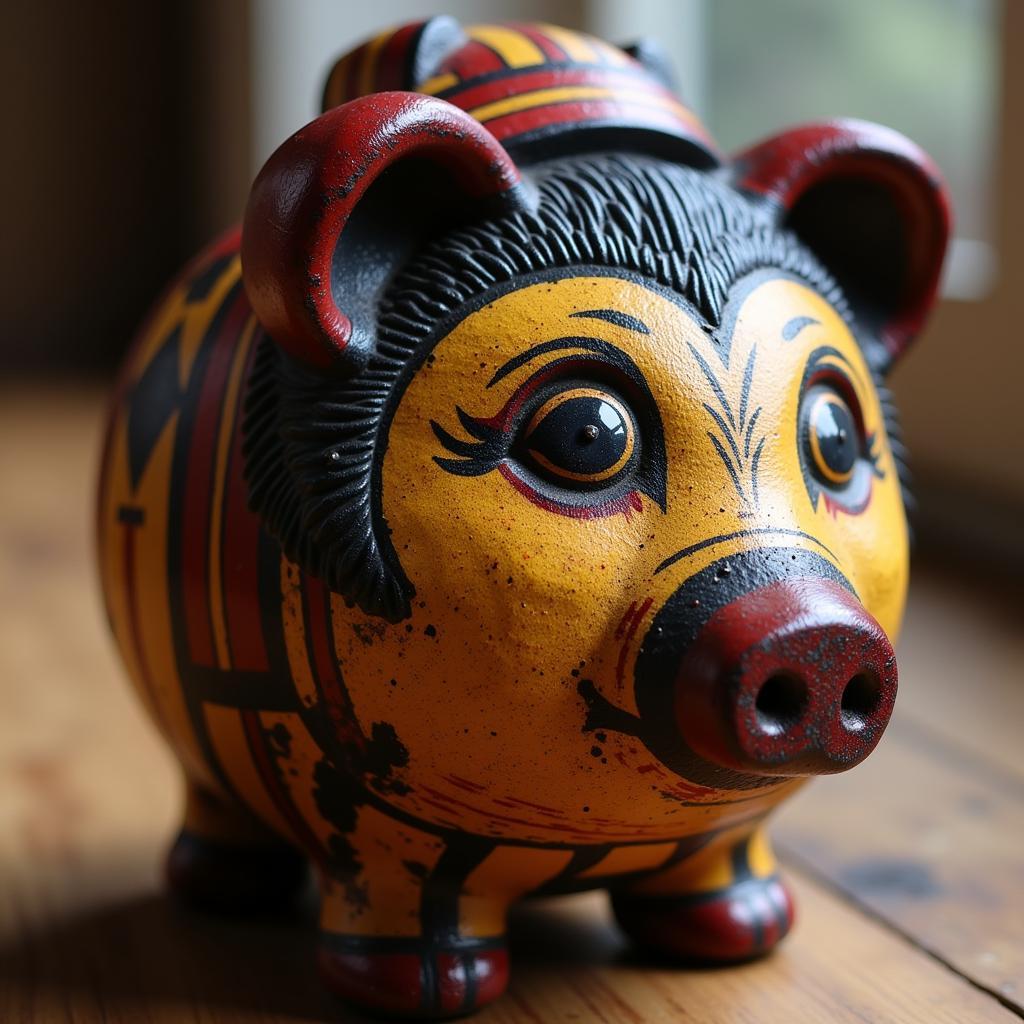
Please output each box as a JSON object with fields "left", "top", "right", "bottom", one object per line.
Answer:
{"left": 1, "top": 0, "right": 1018, "bottom": 571}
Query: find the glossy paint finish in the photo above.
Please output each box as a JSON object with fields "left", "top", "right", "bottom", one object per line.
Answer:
{"left": 97, "top": 17, "right": 950, "bottom": 1019}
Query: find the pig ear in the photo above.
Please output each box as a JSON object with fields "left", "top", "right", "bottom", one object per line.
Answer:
{"left": 733, "top": 118, "right": 951, "bottom": 371}
{"left": 242, "top": 92, "right": 528, "bottom": 376}
{"left": 621, "top": 39, "right": 679, "bottom": 92}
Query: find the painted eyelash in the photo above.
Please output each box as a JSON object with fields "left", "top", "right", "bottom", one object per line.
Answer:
{"left": 866, "top": 430, "right": 885, "bottom": 479}
{"left": 430, "top": 407, "right": 504, "bottom": 476}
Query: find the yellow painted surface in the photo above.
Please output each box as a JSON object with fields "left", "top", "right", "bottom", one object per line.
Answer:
{"left": 467, "top": 25, "right": 545, "bottom": 68}
{"left": 204, "top": 704, "right": 294, "bottom": 841}
{"left": 469, "top": 85, "right": 690, "bottom": 124}
{"left": 332, "top": 274, "right": 908, "bottom": 851}
{"left": 576, "top": 842, "right": 679, "bottom": 879}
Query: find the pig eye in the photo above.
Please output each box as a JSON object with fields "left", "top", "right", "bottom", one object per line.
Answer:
{"left": 805, "top": 390, "right": 859, "bottom": 486}
{"left": 431, "top": 339, "right": 668, "bottom": 519}
{"left": 519, "top": 388, "right": 636, "bottom": 486}
{"left": 797, "top": 352, "right": 884, "bottom": 515}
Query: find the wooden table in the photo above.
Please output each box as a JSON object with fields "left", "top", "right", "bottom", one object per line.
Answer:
{"left": 1, "top": 386, "right": 1021, "bottom": 1022}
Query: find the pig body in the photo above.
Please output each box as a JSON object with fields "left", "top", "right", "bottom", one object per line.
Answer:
{"left": 97, "top": 19, "right": 949, "bottom": 1018}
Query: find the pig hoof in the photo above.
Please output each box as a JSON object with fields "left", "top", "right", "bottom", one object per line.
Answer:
{"left": 611, "top": 874, "right": 795, "bottom": 963}
{"left": 317, "top": 936, "right": 509, "bottom": 1018}
{"left": 166, "top": 829, "right": 310, "bottom": 914}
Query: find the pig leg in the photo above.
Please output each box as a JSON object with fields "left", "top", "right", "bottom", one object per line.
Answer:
{"left": 165, "top": 780, "right": 310, "bottom": 913}
{"left": 610, "top": 826, "right": 794, "bottom": 962}
{"left": 316, "top": 822, "right": 510, "bottom": 1018}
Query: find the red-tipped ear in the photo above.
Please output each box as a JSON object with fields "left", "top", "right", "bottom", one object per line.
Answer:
{"left": 242, "top": 92, "right": 526, "bottom": 374}
{"left": 733, "top": 118, "right": 951, "bottom": 370}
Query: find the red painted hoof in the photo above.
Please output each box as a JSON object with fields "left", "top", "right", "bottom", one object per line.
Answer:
{"left": 317, "top": 938, "right": 509, "bottom": 1018}
{"left": 166, "top": 830, "right": 310, "bottom": 914}
{"left": 612, "top": 874, "right": 795, "bottom": 963}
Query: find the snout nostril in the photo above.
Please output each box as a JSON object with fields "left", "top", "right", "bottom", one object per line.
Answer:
{"left": 841, "top": 671, "right": 883, "bottom": 731}
{"left": 754, "top": 674, "right": 808, "bottom": 736}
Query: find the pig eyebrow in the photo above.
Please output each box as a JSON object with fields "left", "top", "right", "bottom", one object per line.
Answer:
{"left": 569, "top": 309, "right": 650, "bottom": 334}
{"left": 487, "top": 335, "right": 637, "bottom": 388}
{"left": 782, "top": 316, "right": 819, "bottom": 341}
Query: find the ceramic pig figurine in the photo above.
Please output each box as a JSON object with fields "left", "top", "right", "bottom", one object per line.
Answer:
{"left": 97, "top": 18, "right": 950, "bottom": 1018}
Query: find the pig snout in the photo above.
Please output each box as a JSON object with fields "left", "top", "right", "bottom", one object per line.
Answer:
{"left": 633, "top": 548, "right": 898, "bottom": 786}
{"left": 675, "top": 578, "right": 897, "bottom": 776}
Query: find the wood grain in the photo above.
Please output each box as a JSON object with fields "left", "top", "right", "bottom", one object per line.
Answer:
{"left": 775, "top": 557, "right": 1024, "bottom": 1013}
{"left": 0, "top": 386, "right": 1019, "bottom": 1022}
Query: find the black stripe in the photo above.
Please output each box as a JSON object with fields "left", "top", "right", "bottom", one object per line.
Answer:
{"left": 420, "top": 951, "right": 436, "bottom": 1014}
{"left": 569, "top": 308, "right": 650, "bottom": 334}
{"left": 187, "top": 667, "right": 297, "bottom": 711}
{"left": 186, "top": 252, "right": 235, "bottom": 302}
{"left": 420, "top": 836, "right": 495, "bottom": 946}
{"left": 769, "top": 875, "right": 793, "bottom": 938}
{"left": 319, "top": 932, "right": 503, "bottom": 954}
{"left": 532, "top": 844, "right": 612, "bottom": 895}
{"left": 619, "top": 874, "right": 773, "bottom": 911}
{"left": 117, "top": 505, "right": 144, "bottom": 526}
{"left": 166, "top": 278, "right": 245, "bottom": 800}
{"left": 746, "top": 887, "right": 766, "bottom": 951}
{"left": 654, "top": 526, "right": 838, "bottom": 576}
{"left": 432, "top": 60, "right": 668, "bottom": 101}
{"left": 460, "top": 950, "right": 478, "bottom": 1012}
{"left": 730, "top": 837, "right": 754, "bottom": 883}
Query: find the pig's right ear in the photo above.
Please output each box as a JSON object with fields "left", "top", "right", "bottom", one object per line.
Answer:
{"left": 242, "top": 92, "right": 528, "bottom": 377}
{"left": 733, "top": 119, "right": 951, "bottom": 372}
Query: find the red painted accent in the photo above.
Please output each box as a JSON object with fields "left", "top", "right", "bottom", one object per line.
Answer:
{"left": 418, "top": 785, "right": 610, "bottom": 841}
{"left": 613, "top": 875, "right": 795, "bottom": 962}
{"left": 317, "top": 946, "right": 509, "bottom": 1017}
{"left": 510, "top": 23, "right": 569, "bottom": 63}
{"left": 440, "top": 39, "right": 506, "bottom": 77}
{"left": 497, "top": 464, "right": 645, "bottom": 522}
{"left": 343, "top": 48, "right": 362, "bottom": 105}
{"left": 240, "top": 709, "right": 329, "bottom": 867}
{"left": 301, "top": 572, "right": 367, "bottom": 752}
{"left": 484, "top": 98, "right": 718, "bottom": 155}
{"left": 242, "top": 93, "right": 522, "bottom": 373}
{"left": 97, "top": 229, "right": 241, "bottom": 557}
{"left": 378, "top": 21, "right": 427, "bottom": 91}
{"left": 182, "top": 288, "right": 251, "bottom": 668}
{"left": 439, "top": 64, "right": 676, "bottom": 110}
{"left": 734, "top": 118, "right": 951, "bottom": 364}
{"left": 675, "top": 578, "right": 897, "bottom": 776}
{"left": 615, "top": 597, "right": 653, "bottom": 696}
{"left": 443, "top": 774, "right": 488, "bottom": 793}
{"left": 614, "top": 601, "right": 639, "bottom": 641}
{"left": 221, "top": 331, "right": 269, "bottom": 671}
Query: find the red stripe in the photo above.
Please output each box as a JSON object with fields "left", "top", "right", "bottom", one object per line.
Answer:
{"left": 510, "top": 23, "right": 569, "bottom": 63}
{"left": 97, "top": 228, "right": 241, "bottom": 554}
{"left": 440, "top": 39, "right": 504, "bottom": 77}
{"left": 182, "top": 287, "right": 250, "bottom": 667}
{"left": 484, "top": 99, "right": 713, "bottom": 148}
{"left": 442, "top": 64, "right": 670, "bottom": 110}
{"left": 302, "top": 572, "right": 367, "bottom": 751}
{"left": 221, "top": 329, "right": 269, "bottom": 671}
{"left": 344, "top": 46, "right": 363, "bottom": 101}
{"left": 240, "top": 709, "right": 330, "bottom": 866}
{"left": 377, "top": 22, "right": 422, "bottom": 90}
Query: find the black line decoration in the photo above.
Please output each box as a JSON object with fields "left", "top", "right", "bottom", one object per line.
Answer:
{"left": 688, "top": 341, "right": 766, "bottom": 510}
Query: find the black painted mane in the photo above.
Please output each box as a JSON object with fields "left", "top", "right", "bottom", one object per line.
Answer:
{"left": 244, "top": 153, "right": 904, "bottom": 621}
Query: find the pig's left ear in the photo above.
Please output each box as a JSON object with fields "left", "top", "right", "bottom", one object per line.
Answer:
{"left": 733, "top": 118, "right": 951, "bottom": 372}
{"left": 242, "top": 92, "right": 528, "bottom": 377}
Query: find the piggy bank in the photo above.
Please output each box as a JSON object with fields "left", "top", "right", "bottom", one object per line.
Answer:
{"left": 97, "top": 18, "right": 950, "bottom": 1018}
